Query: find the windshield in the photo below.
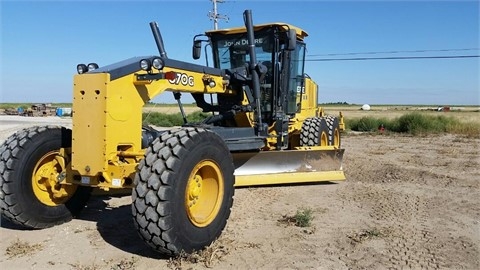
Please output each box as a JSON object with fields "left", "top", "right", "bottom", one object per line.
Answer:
{"left": 211, "top": 30, "right": 273, "bottom": 70}
{"left": 288, "top": 42, "right": 306, "bottom": 114}
{"left": 209, "top": 28, "right": 306, "bottom": 118}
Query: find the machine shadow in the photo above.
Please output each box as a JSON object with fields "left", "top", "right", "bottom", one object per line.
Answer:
{"left": 78, "top": 195, "right": 167, "bottom": 260}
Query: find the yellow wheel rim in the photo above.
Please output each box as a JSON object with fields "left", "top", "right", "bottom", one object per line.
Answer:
{"left": 185, "top": 160, "right": 224, "bottom": 227}
{"left": 333, "top": 128, "right": 340, "bottom": 147}
{"left": 32, "top": 151, "right": 76, "bottom": 206}
{"left": 320, "top": 131, "right": 328, "bottom": 146}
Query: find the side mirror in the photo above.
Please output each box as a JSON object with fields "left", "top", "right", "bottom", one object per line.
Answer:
{"left": 192, "top": 40, "right": 202, "bottom": 60}
{"left": 287, "top": 29, "right": 296, "bottom": 51}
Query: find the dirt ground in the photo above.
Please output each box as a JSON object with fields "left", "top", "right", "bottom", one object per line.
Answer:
{"left": 0, "top": 116, "right": 478, "bottom": 270}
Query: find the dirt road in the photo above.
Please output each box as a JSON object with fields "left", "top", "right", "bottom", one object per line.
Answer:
{"left": 0, "top": 116, "right": 478, "bottom": 269}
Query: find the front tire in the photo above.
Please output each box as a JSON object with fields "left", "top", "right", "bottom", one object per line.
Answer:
{"left": 132, "top": 127, "right": 234, "bottom": 255}
{"left": 0, "top": 126, "right": 92, "bottom": 229}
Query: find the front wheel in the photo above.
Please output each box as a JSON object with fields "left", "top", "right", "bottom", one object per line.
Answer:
{"left": 0, "top": 126, "right": 92, "bottom": 229}
{"left": 132, "top": 127, "right": 234, "bottom": 255}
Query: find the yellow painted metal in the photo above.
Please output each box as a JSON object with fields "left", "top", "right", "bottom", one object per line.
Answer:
{"left": 339, "top": 112, "right": 345, "bottom": 131}
{"left": 72, "top": 73, "right": 110, "bottom": 176}
{"left": 185, "top": 160, "right": 224, "bottom": 227}
{"left": 300, "top": 77, "right": 319, "bottom": 116}
{"left": 235, "top": 171, "right": 345, "bottom": 187}
{"left": 133, "top": 68, "right": 231, "bottom": 96}
{"left": 71, "top": 72, "right": 146, "bottom": 182}
{"left": 32, "top": 151, "right": 76, "bottom": 206}
{"left": 71, "top": 64, "right": 232, "bottom": 188}
{"left": 333, "top": 127, "right": 341, "bottom": 147}
{"left": 320, "top": 130, "right": 329, "bottom": 146}
{"left": 293, "top": 146, "right": 339, "bottom": 151}
{"left": 206, "top": 22, "right": 309, "bottom": 40}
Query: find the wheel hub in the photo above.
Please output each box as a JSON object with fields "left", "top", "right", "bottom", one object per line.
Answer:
{"left": 185, "top": 160, "right": 224, "bottom": 227}
{"left": 32, "top": 151, "right": 76, "bottom": 206}
{"left": 188, "top": 175, "right": 203, "bottom": 206}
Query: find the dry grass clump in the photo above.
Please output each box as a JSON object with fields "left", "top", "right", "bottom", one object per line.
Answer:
{"left": 347, "top": 228, "right": 389, "bottom": 246}
{"left": 67, "top": 256, "right": 138, "bottom": 270}
{"left": 5, "top": 238, "right": 43, "bottom": 258}
{"left": 110, "top": 256, "right": 139, "bottom": 270}
{"left": 167, "top": 239, "right": 232, "bottom": 269}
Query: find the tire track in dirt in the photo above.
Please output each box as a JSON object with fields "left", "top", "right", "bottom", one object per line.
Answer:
{"left": 335, "top": 183, "right": 441, "bottom": 269}
{"left": 368, "top": 187, "right": 440, "bottom": 269}
{"left": 337, "top": 134, "right": 479, "bottom": 269}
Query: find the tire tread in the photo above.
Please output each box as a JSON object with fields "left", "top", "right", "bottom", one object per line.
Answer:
{"left": 132, "top": 127, "right": 234, "bottom": 255}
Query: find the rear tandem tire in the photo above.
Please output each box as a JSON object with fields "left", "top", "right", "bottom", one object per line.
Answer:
{"left": 0, "top": 126, "right": 92, "bottom": 229}
{"left": 132, "top": 127, "right": 235, "bottom": 256}
{"left": 326, "top": 116, "right": 341, "bottom": 147}
{"left": 300, "top": 117, "right": 329, "bottom": 146}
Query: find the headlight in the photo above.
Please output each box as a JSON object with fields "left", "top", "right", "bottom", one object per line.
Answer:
{"left": 140, "top": 59, "right": 151, "bottom": 71}
{"left": 87, "top": 63, "right": 99, "bottom": 71}
{"left": 77, "top": 64, "right": 88, "bottom": 74}
{"left": 152, "top": 57, "right": 164, "bottom": 70}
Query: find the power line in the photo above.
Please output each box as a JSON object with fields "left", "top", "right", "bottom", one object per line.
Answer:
{"left": 307, "top": 48, "right": 479, "bottom": 57}
{"left": 306, "top": 55, "right": 480, "bottom": 62}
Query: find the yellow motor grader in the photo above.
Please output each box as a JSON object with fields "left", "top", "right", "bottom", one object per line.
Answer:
{"left": 0, "top": 10, "right": 344, "bottom": 255}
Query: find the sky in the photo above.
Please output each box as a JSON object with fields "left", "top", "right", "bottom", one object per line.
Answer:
{"left": 1, "top": 0, "right": 479, "bottom": 105}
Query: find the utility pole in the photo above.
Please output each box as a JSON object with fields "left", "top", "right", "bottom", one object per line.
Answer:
{"left": 208, "top": 0, "right": 229, "bottom": 30}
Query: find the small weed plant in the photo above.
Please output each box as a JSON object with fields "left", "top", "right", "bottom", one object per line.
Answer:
{"left": 279, "top": 207, "right": 314, "bottom": 228}
{"left": 294, "top": 208, "right": 314, "bottom": 227}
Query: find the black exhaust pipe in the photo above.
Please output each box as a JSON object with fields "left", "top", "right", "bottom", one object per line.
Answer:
{"left": 149, "top": 22, "right": 168, "bottom": 58}
{"left": 243, "top": 10, "right": 266, "bottom": 136}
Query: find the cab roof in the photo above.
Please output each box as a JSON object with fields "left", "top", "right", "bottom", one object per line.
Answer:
{"left": 205, "top": 22, "right": 309, "bottom": 41}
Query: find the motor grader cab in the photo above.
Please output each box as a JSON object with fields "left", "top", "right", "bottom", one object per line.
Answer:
{"left": 0, "top": 10, "right": 344, "bottom": 256}
{"left": 194, "top": 21, "right": 343, "bottom": 150}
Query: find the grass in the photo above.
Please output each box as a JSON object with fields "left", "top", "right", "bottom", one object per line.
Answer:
{"left": 142, "top": 107, "right": 479, "bottom": 136}
{"left": 142, "top": 111, "right": 210, "bottom": 127}
{"left": 145, "top": 102, "right": 197, "bottom": 107}
{"left": 346, "top": 112, "right": 480, "bottom": 137}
